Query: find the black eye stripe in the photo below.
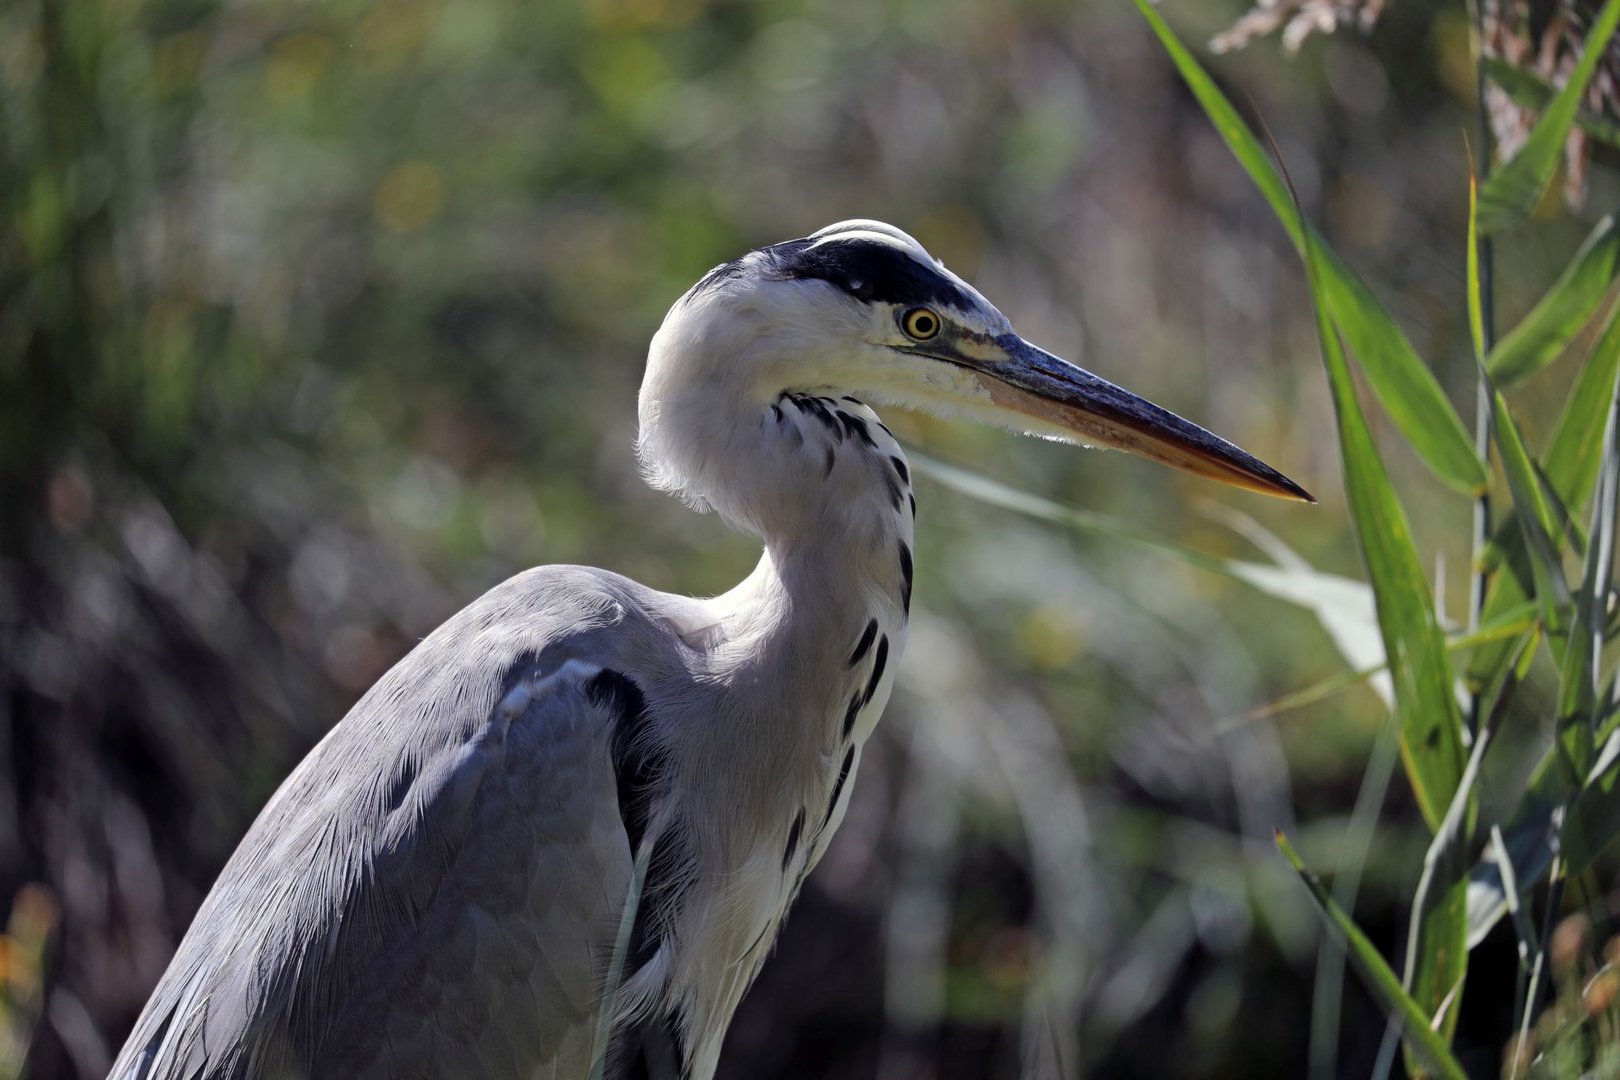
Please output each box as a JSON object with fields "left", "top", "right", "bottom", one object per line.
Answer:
{"left": 764, "top": 237, "right": 972, "bottom": 310}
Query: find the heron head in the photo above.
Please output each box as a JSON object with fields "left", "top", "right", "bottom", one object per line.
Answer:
{"left": 654, "top": 219, "right": 1311, "bottom": 503}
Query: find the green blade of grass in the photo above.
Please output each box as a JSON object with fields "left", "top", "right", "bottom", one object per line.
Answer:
{"left": 1477, "top": 0, "right": 1620, "bottom": 234}
{"left": 1133, "top": 0, "right": 1486, "bottom": 497}
{"left": 1298, "top": 219, "right": 1467, "bottom": 833}
{"left": 1468, "top": 175, "right": 1489, "bottom": 363}
{"left": 1487, "top": 211, "right": 1620, "bottom": 387}
{"left": 1276, "top": 831, "right": 1469, "bottom": 1080}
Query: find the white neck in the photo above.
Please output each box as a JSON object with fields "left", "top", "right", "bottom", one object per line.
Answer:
{"left": 629, "top": 269, "right": 920, "bottom": 1072}
{"left": 636, "top": 291, "right": 917, "bottom": 729}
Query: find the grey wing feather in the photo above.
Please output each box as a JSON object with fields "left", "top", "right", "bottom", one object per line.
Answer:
{"left": 111, "top": 566, "right": 644, "bottom": 1080}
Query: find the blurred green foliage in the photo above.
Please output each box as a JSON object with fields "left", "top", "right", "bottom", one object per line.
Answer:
{"left": 4, "top": 0, "right": 1618, "bottom": 1076}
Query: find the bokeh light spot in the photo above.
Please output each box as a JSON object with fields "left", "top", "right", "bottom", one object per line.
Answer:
{"left": 153, "top": 30, "right": 203, "bottom": 97}
{"left": 374, "top": 161, "right": 447, "bottom": 233}
{"left": 265, "top": 32, "right": 334, "bottom": 102}
{"left": 1016, "top": 606, "right": 1086, "bottom": 671}
{"left": 358, "top": 0, "right": 438, "bottom": 59}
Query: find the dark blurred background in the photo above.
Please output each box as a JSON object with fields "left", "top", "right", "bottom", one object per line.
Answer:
{"left": 1, "top": 0, "right": 1609, "bottom": 1076}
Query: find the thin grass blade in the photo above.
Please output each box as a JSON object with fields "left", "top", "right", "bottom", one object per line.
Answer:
{"left": 1468, "top": 177, "right": 1488, "bottom": 363}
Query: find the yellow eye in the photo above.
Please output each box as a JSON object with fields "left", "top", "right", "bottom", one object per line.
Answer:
{"left": 901, "top": 307, "right": 941, "bottom": 341}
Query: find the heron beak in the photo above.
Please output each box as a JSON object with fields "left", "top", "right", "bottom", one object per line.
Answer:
{"left": 959, "top": 334, "right": 1314, "bottom": 503}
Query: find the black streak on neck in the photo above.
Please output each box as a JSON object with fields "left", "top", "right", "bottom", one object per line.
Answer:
{"left": 898, "top": 543, "right": 913, "bottom": 615}
{"left": 862, "top": 636, "right": 889, "bottom": 707}
{"left": 821, "top": 746, "right": 856, "bottom": 830}
{"left": 782, "top": 808, "right": 805, "bottom": 871}
{"left": 848, "top": 618, "right": 879, "bottom": 667}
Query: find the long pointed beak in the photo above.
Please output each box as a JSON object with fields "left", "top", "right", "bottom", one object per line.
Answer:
{"left": 965, "top": 335, "right": 1314, "bottom": 502}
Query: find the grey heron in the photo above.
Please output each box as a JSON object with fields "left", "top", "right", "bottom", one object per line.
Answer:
{"left": 112, "top": 219, "right": 1310, "bottom": 1080}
